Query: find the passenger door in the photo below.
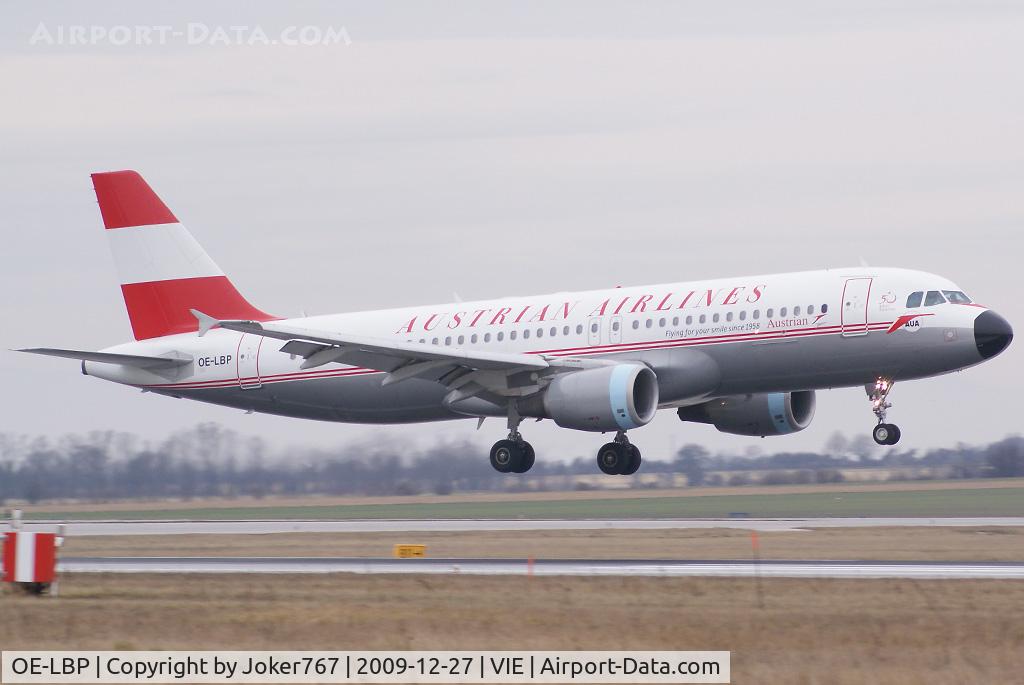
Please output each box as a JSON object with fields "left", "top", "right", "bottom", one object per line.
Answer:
{"left": 841, "top": 277, "right": 872, "bottom": 337}
{"left": 236, "top": 334, "right": 263, "bottom": 389}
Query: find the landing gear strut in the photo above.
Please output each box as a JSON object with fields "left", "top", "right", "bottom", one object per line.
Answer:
{"left": 489, "top": 404, "right": 535, "bottom": 473}
{"left": 868, "top": 377, "right": 901, "bottom": 446}
{"left": 597, "top": 431, "right": 642, "bottom": 475}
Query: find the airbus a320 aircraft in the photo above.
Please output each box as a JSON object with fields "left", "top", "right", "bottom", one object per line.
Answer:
{"left": 22, "top": 171, "right": 1013, "bottom": 475}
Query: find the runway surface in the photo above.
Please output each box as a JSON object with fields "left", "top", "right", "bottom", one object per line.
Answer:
{"left": 51, "top": 556, "right": 1024, "bottom": 579}
{"left": 7, "top": 517, "right": 1024, "bottom": 536}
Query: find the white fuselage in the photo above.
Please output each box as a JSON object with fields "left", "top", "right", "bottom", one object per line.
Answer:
{"left": 84, "top": 266, "right": 995, "bottom": 424}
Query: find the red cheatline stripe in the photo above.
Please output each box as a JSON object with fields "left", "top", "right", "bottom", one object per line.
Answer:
{"left": 167, "top": 367, "right": 379, "bottom": 388}
{"left": 1, "top": 533, "right": 14, "bottom": 583}
{"left": 545, "top": 324, "right": 889, "bottom": 359}
{"left": 886, "top": 313, "right": 934, "bottom": 334}
{"left": 143, "top": 321, "right": 895, "bottom": 390}
{"left": 92, "top": 170, "right": 178, "bottom": 229}
{"left": 240, "top": 368, "right": 379, "bottom": 385}
{"left": 539, "top": 321, "right": 889, "bottom": 356}
{"left": 33, "top": 533, "right": 56, "bottom": 584}
{"left": 145, "top": 367, "right": 381, "bottom": 390}
{"left": 531, "top": 321, "right": 891, "bottom": 355}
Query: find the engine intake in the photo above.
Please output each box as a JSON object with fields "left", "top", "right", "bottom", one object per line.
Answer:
{"left": 677, "top": 390, "right": 815, "bottom": 436}
{"left": 543, "top": 363, "right": 659, "bottom": 432}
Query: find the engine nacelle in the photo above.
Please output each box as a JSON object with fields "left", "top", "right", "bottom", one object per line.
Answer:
{"left": 677, "top": 390, "right": 816, "bottom": 436}
{"left": 542, "top": 363, "right": 659, "bottom": 432}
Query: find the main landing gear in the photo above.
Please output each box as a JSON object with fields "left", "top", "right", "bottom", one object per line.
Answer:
{"left": 868, "top": 377, "right": 901, "bottom": 446}
{"left": 486, "top": 411, "right": 644, "bottom": 476}
{"left": 489, "top": 406, "right": 535, "bottom": 474}
{"left": 597, "top": 431, "right": 642, "bottom": 476}
{"left": 489, "top": 435, "right": 535, "bottom": 474}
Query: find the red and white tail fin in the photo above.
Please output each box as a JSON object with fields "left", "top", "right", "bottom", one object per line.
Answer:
{"left": 91, "top": 170, "right": 273, "bottom": 340}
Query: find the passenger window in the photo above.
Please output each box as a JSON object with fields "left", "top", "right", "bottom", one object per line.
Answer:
{"left": 658, "top": 317, "right": 666, "bottom": 327}
{"left": 686, "top": 316, "right": 693, "bottom": 325}
{"left": 793, "top": 306, "right": 801, "bottom": 317}
{"left": 510, "top": 331, "right": 517, "bottom": 340}
{"left": 780, "top": 307, "right": 788, "bottom": 317}
{"left": 612, "top": 321, "right": 620, "bottom": 331}
{"left": 536, "top": 328, "right": 542, "bottom": 338}
{"left": 432, "top": 337, "right": 438, "bottom": 345}
{"left": 739, "top": 311, "right": 746, "bottom": 321}
{"left": 457, "top": 335, "right": 465, "bottom": 345}
{"left": 924, "top": 290, "right": 945, "bottom": 306}
{"left": 470, "top": 334, "right": 477, "bottom": 344}
{"left": 445, "top": 336, "right": 452, "bottom": 346}
{"left": 726, "top": 312, "right": 733, "bottom": 322}
{"left": 807, "top": 305, "right": 815, "bottom": 315}
{"left": 753, "top": 310, "right": 759, "bottom": 320}
{"left": 497, "top": 332, "right": 504, "bottom": 341}
{"left": 699, "top": 314, "right": 706, "bottom": 324}
{"left": 563, "top": 326, "right": 569, "bottom": 336}
{"left": 821, "top": 303, "right": 828, "bottom": 314}
{"left": 672, "top": 317, "right": 679, "bottom": 326}
{"left": 523, "top": 330, "right": 531, "bottom": 339}
{"left": 766, "top": 308, "right": 774, "bottom": 319}
{"left": 712, "top": 313, "right": 719, "bottom": 323}
{"left": 419, "top": 338, "right": 425, "bottom": 344}
{"left": 550, "top": 327, "right": 557, "bottom": 337}
{"left": 576, "top": 324, "right": 583, "bottom": 335}
{"left": 645, "top": 319, "right": 653, "bottom": 328}
{"left": 632, "top": 320, "right": 639, "bottom": 330}
{"left": 906, "top": 291, "right": 923, "bottom": 308}
{"left": 484, "top": 333, "right": 491, "bottom": 342}
{"left": 591, "top": 322, "right": 599, "bottom": 333}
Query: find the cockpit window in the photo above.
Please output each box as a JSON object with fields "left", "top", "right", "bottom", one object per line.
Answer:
{"left": 906, "top": 291, "right": 923, "bottom": 308}
{"left": 924, "top": 290, "right": 946, "bottom": 306}
{"left": 942, "top": 290, "right": 972, "bottom": 304}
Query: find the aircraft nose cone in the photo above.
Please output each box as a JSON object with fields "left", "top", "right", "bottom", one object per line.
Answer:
{"left": 975, "top": 310, "right": 1013, "bottom": 360}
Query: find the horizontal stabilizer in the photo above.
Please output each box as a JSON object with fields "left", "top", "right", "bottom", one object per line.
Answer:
{"left": 17, "top": 348, "right": 192, "bottom": 369}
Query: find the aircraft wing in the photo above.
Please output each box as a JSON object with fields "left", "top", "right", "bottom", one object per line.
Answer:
{"left": 192, "top": 310, "right": 569, "bottom": 400}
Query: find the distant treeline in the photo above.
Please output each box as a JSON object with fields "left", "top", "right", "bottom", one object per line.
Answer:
{"left": 0, "top": 424, "right": 1022, "bottom": 503}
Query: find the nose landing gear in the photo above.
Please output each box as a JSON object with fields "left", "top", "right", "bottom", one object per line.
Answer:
{"left": 868, "top": 377, "right": 901, "bottom": 445}
{"left": 596, "top": 431, "right": 642, "bottom": 475}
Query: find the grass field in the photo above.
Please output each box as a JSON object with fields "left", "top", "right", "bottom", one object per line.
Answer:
{"left": 61, "top": 526, "right": 1024, "bottom": 562}
{"left": 3, "top": 573, "right": 1022, "bottom": 684}
{"left": 24, "top": 479, "right": 1024, "bottom": 513}
{"left": 10, "top": 512, "right": 1024, "bottom": 683}
{"left": 20, "top": 482, "right": 1024, "bottom": 520}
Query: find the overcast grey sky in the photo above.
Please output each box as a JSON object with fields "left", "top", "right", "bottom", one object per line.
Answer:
{"left": 1, "top": 1, "right": 1020, "bottom": 461}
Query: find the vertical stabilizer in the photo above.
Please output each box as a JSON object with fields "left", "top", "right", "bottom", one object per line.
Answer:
{"left": 91, "top": 170, "right": 273, "bottom": 340}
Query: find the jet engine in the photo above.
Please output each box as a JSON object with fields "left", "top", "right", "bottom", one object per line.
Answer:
{"left": 541, "top": 363, "right": 659, "bottom": 432}
{"left": 677, "top": 390, "right": 815, "bottom": 436}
